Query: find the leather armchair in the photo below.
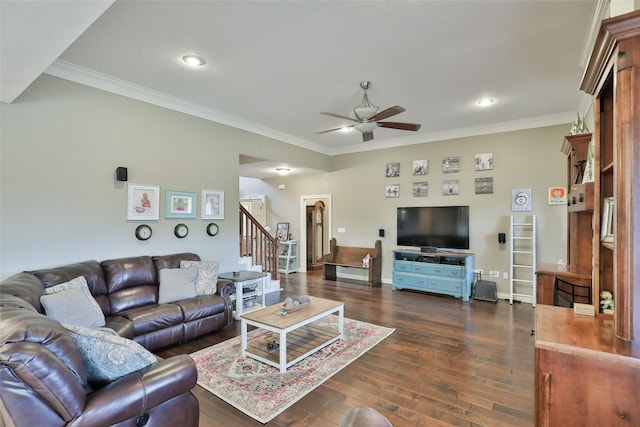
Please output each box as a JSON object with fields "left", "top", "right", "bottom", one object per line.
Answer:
{"left": 0, "top": 304, "right": 198, "bottom": 427}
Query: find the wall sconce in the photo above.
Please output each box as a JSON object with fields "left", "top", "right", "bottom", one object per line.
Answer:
{"left": 276, "top": 168, "right": 291, "bottom": 176}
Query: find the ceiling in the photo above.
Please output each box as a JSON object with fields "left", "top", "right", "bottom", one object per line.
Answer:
{"left": 2, "top": 1, "right": 602, "bottom": 178}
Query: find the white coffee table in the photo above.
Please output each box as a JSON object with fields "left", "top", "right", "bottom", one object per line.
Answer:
{"left": 240, "top": 297, "right": 344, "bottom": 373}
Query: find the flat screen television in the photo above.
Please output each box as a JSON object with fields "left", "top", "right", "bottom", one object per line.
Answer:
{"left": 397, "top": 206, "right": 470, "bottom": 250}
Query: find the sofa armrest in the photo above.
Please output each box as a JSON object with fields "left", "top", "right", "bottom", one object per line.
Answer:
{"left": 217, "top": 279, "right": 234, "bottom": 299}
{"left": 73, "top": 355, "right": 197, "bottom": 426}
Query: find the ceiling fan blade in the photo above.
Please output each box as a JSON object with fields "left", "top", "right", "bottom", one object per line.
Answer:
{"left": 378, "top": 121, "right": 422, "bottom": 131}
{"left": 370, "top": 105, "right": 405, "bottom": 121}
{"left": 315, "top": 125, "right": 354, "bottom": 134}
{"left": 362, "top": 131, "right": 374, "bottom": 142}
{"left": 321, "top": 112, "right": 357, "bottom": 122}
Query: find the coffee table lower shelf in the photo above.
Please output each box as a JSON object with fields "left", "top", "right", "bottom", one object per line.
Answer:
{"left": 246, "top": 323, "right": 340, "bottom": 367}
{"left": 240, "top": 297, "right": 344, "bottom": 373}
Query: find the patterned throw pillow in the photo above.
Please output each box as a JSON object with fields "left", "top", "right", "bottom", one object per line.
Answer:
{"left": 40, "top": 276, "right": 106, "bottom": 328}
{"left": 180, "top": 260, "right": 218, "bottom": 295}
{"left": 64, "top": 324, "right": 157, "bottom": 385}
{"left": 157, "top": 266, "right": 199, "bottom": 303}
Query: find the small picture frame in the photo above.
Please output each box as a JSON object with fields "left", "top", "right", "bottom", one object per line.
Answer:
{"left": 385, "top": 162, "right": 400, "bottom": 177}
{"left": 201, "top": 189, "right": 224, "bottom": 219}
{"left": 474, "top": 153, "right": 493, "bottom": 171}
{"left": 412, "top": 182, "right": 428, "bottom": 197}
{"left": 276, "top": 222, "right": 290, "bottom": 241}
{"left": 512, "top": 188, "right": 532, "bottom": 212}
{"left": 475, "top": 177, "right": 494, "bottom": 194}
{"left": 412, "top": 160, "right": 428, "bottom": 175}
{"left": 127, "top": 183, "right": 160, "bottom": 220}
{"left": 386, "top": 184, "right": 400, "bottom": 198}
{"left": 442, "top": 157, "right": 460, "bottom": 173}
{"left": 442, "top": 180, "right": 460, "bottom": 195}
{"left": 548, "top": 187, "right": 567, "bottom": 205}
{"left": 601, "top": 197, "right": 614, "bottom": 243}
{"left": 165, "top": 190, "right": 196, "bottom": 218}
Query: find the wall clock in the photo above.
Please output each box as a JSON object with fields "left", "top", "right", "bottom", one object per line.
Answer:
{"left": 174, "top": 223, "right": 189, "bottom": 238}
{"left": 206, "top": 222, "right": 219, "bottom": 236}
{"left": 135, "top": 224, "right": 152, "bottom": 241}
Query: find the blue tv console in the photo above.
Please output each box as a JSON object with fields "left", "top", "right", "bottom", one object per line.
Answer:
{"left": 392, "top": 249, "right": 474, "bottom": 301}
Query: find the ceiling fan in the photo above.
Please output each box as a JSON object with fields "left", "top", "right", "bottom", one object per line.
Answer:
{"left": 316, "top": 81, "right": 422, "bottom": 142}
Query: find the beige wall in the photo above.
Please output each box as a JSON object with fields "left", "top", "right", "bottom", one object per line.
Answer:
{"left": 2, "top": 74, "right": 569, "bottom": 299}
{"left": 244, "top": 125, "right": 569, "bottom": 295}
{"left": 0, "top": 75, "right": 328, "bottom": 279}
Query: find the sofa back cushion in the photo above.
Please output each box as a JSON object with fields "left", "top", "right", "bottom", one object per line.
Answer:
{"left": 32, "top": 261, "right": 110, "bottom": 315}
{"left": 0, "top": 272, "right": 45, "bottom": 312}
{"left": 101, "top": 256, "right": 158, "bottom": 314}
{"left": 152, "top": 253, "right": 200, "bottom": 270}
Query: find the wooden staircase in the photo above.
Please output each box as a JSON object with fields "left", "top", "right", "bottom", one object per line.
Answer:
{"left": 239, "top": 203, "right": 280, "bottom": 282}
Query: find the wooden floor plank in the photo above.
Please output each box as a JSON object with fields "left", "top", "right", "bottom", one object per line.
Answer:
{"left": 157, "top": 270, "right": 535, "bottom": 426}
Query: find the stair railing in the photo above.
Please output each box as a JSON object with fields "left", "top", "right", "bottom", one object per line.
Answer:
{"left": 239, "top": 203, "right": 280, "bottom": 281}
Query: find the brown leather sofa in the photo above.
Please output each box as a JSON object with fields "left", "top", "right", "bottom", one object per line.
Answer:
{"left": 0, "top": 252, "right": 235, "bottom": 427}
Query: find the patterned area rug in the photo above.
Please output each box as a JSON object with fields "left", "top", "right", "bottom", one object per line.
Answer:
{"left": 190, "top": 316, "right": 394, "bottom": 423}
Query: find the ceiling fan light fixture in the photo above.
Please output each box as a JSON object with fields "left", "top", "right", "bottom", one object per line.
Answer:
{"left": 276, "top": 167, "right": 291, "bottom": 176}
{"left": 353, "top": 81, "right": 379, "bottom": 120}
{"left": 354, "top": 122, "right": 378, "bottom": 133}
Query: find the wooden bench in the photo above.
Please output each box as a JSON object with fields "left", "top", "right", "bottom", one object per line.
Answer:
{"left": 322, "top": 238, "right": 382, "bottom": 286}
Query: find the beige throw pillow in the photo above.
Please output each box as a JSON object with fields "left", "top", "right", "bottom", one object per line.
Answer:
{"left": 157, "top": 266, "right": 199, "bottom": 303}
{"left": 40, "top": 276, "right": 106, "bottom": 328}
{"left": 180, "top": 260, "right": 218, "bottom": 295}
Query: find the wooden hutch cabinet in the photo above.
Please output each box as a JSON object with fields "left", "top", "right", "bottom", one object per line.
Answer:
{"left": 535, "top": 10, "right": 640, "bottom": 426}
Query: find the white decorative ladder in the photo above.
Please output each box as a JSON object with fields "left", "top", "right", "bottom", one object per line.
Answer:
{"left": 509, "top": 215, "right": 537, "bottom": 306}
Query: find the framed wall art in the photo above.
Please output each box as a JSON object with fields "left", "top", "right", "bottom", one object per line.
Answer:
{"left": 386, "top": 184, "right": 400, "bottom": 198}
{"left": 127, "top": 183, "right": 160, "bottom": 220}
{"left": 385, "top": 162, "right": 400, "bottom": 177}
{"left": 412, "top": 182, "right": 428, "bottom": 197}
{"left": 442, "top": 180, "right": 460, "bottom": 195}
{"left": 442, "top": 157, "right": 460, "bottom": 173}
{"left": 475, "top": 177, "right": 494, "bottom": 194}
{"left": 201, "top": 189, "right": 224, "bottom": 219}
{"left": 412, "top": 160, "right": 428, "bottom": 175}
{"left": 474, "top": 153, "right": 493, "bottom": 171}
{"left": 512, "top": 188, "right": 532, "bottom": 211}
{"left": 165, "top": 190, "right": 196, "bottom": 218}
{"left": 548, "top": 187, "right": 567, "bottom": 205}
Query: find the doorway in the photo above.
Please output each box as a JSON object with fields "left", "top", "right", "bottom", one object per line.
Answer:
{"left": 299, "top": 194, "right": 331, "bottom": 273}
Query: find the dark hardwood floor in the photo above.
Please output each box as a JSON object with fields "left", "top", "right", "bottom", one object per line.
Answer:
{"left": 157, "top": 270, "right": 535, "bottom": 427}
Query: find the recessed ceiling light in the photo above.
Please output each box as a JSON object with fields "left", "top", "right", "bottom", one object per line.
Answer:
{"left": 182, "top": 55, "right": 206, "bottom": 67}
{"left": 476, "top": 98, "right": 495, "bottom": 107}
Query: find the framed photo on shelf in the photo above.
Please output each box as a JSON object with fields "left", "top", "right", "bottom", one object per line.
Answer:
{"left": 601, "top": 197, "right": 614, "bottom": 243}
{"left": 276, "top": 222, "right": 289, "bottom": 241}
{"left": 201, "top": 190, "right": 224, "bottom": 219}
{"left": 165, "top": 190, "right": 196, "bottom": 218}
{"left": 127, "top": 183, "right": 160, "bottom": 220}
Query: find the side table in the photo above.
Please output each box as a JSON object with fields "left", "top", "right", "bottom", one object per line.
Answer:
{"left": 218, "top": 271, "right": 267, "bottom": 320}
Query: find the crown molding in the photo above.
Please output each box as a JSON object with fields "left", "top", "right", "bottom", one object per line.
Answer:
{"left": 46, "top": 59, "right": 574, "bottom": 158}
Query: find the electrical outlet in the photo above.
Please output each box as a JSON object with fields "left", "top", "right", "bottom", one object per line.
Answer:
{"left": 503, "top": 272, "right": 508, "bottom": 279}
{"left": 337, "top": 227, "right": 346, "bottom": 233}
{"left": 474, "top": 269, "right": 483, "bottom": 275}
